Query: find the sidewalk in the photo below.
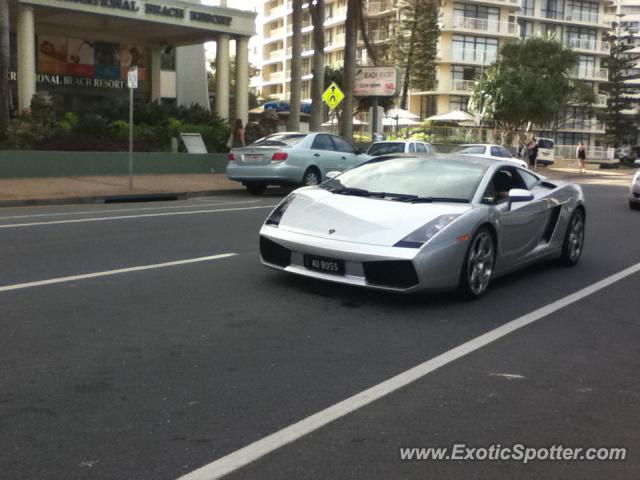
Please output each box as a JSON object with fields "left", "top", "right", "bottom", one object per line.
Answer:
{"left": 0, "top": 174, "right": 244, "bottom": 206}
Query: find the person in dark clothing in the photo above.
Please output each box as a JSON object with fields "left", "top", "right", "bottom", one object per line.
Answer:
{"left": 232, "top": 118, "right": 245, "bottom": 148}
{"left": 528, "top": 139, "right": 538, "bottom": 170}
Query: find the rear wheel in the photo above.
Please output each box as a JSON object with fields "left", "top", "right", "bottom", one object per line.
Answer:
{"left": 245, "top": 183, "right": 267, "bottom": 196}
{"left": 630, "top": 201, "right": 640, "bottom": 211}
{"left": 458, "top": 227, "right": 495, "bottom": 299}
{"left": 302, "top": 168, "right": 321, "bottom": 186}
{"left": 560, "top": 208, "right": 585, "bottom": 266}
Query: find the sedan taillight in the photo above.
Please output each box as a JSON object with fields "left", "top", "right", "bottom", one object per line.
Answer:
{"left": 228, "top": 153, "right": 236, "bottom": 162}
{"left": 271, "top": 152, "right": 288, "bottom": 162}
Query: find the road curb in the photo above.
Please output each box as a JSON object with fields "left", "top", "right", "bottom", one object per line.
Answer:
{"left": 0, "top": 188, "right": 246, "bottom": 207}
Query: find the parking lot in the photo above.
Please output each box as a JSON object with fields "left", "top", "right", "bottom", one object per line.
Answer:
{"left": 1, "top": 176, "right": 639, "bottom": 479}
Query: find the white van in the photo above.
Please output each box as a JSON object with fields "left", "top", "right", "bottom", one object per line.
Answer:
{"left": 536, "top": 137, "right": 555, "bottom": 166}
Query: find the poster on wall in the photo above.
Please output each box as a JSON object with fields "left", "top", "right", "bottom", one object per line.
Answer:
{"left": 67, "top": 39, "right": 95, "bottom": 77}
{"left": 94, "top": 42, "right": 121, "bottom": 79}
{"left": 38, "top": 35, "right": 68, "bottom": 75}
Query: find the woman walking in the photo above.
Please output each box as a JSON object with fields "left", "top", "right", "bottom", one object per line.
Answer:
{"left": 231, "top": 118, "right": 245, "bottom": 148}
{"left": 577, "top": 142, "right": 586, "bottom": 173}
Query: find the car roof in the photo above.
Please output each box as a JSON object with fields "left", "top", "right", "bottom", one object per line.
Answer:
{"left": 364, "top": 152, "right": 508, "bottom": 167}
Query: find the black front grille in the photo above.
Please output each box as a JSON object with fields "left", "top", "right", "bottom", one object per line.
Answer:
{"left": 260, "top": 236, "right": 291, "bottom": 267}
{"left": 363, "top": 260, "right": 419, "bottom": 289}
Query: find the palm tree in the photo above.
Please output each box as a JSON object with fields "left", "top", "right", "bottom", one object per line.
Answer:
{"left": 309, "top": 0, "right": 325, "bottom": 131}
{"left": 0, "top": 0, "right": 11, "bottom": 140}
{"left": 339, "top": 0, "right": 361, "bottom": 141}
{"left": 286, "top": 0, "right": 303, "bottom": 131}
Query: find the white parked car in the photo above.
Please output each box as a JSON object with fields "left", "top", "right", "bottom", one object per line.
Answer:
{"left": 454, "top": 144, "right": 529, "bottom": 169}
{"left": 630, "top": 170, "right": 640, "bottom": 210}
{"left": 366, "top": 141, "right": 438, "bottom": 156}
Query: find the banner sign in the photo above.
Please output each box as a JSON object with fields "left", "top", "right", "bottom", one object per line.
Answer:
{"left": 354, "top": 67, "right": 399, "bottom": 97}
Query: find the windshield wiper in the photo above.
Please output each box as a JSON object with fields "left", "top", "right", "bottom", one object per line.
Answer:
{"left": 400, "top": 196, "right": 470, "bottom": 204}
{"left": 332, "top": 187, "right": 384, "bottom": 197}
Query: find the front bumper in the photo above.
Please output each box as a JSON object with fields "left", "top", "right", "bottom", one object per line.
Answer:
{"left": 259, "top": 225, "right": 465, "bottom": 293}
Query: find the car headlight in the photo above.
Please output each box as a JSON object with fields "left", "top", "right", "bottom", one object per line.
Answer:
{"left": 265, "top": 194, "right": 295, "bottom": 227}
{"left": 394, "top": 214, "right": 461, "bottom": 248}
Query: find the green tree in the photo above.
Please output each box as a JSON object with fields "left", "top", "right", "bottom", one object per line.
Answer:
{"left": 600, "top": 18, "right": 639, "bottom": 147}
{"left": 390, "top": 0, "right": 439, "bottom": 110}
{"left": 470, "top": 37, "right": 580, "bottom": 142}
{"left": 0, "top": 0, "right": 11, "bottom": 140}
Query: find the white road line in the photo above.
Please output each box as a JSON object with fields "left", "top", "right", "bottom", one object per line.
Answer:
{"left": 0, "top": 253, "right": 237, "bottom": 293}
{"left": 179, "top": 261, "right": 640, "bottom": 480}
{"left": 0, "top": 205, "right": 276, "bottom": 229}
{"left": 0, "top": 200, "right": 262, "bottom": 221}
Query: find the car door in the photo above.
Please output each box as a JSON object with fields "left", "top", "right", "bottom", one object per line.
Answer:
{"left": 488, "top": 167, "right": 551, "bottom": 266}
{"left": 309, "top": 134, "right": 342, "bottom": 175}
{"left": 330, "top": 135, "right": 364, "bottom": 170}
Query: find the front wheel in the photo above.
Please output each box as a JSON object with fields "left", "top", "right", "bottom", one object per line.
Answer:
{"left": 560, "top": 209, "right": 585, "bottom": 266}
{"left": 458, "top": 227, "right": 495, "bottom": 299}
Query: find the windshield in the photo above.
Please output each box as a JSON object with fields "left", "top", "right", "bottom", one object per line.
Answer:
{"left": 321, "top": 157, "right": 487, "bottom": 201}
{"left": 251, "top": 133, "right": 306, "bottom": 147}
{"left": 367, "top": 143, "right": 405, "bottom": 156}
{"left": 537, "top": 139, "right": 554, "bottom": 149}
{"left": 454, "top": 145, "right": 486, "bottom": 155}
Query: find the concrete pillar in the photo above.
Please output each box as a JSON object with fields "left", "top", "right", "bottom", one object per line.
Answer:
{"left": 235, "top": 36, "right": 249, "bottom": 125}
{"left": 215, "top": 34, "right": 230, "bottom": 120}
{"left": 150, "top": 46, "right": 162, "bottom": 103}
{"left": 17, "top": 6, "right": 36, "bottom": 112}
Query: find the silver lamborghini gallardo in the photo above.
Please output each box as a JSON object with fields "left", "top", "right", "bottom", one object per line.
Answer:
{"left": 259, "top": 155, "right": 585, "bottom": 298}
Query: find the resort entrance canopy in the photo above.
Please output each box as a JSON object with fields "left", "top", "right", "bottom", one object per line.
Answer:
{"left": 13, "top": 0, "right": 256, "bottom": 120}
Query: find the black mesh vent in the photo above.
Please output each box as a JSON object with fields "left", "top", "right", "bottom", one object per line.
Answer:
{"left": 363, "top": 260, "right": 419, "bottom": 289}
{"left": 260, "top": 236, "right": 291, "bottom": 267}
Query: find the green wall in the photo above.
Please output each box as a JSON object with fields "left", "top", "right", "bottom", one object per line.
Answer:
{"left": 0, "top": 151, "right": 229, "bottom": 178}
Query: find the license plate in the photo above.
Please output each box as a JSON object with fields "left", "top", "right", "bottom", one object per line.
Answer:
{"left": 243, "top": 154, "right": 262, "bottom": 162}
{"left": 303, "top": 254, "right": 345, "bottom": 275}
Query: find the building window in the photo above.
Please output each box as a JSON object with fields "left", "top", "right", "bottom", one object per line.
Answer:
{"left": 451, "top": 65, "right": 481, "bottom": 81}
{"left": 518, "top": 20, "right": 534, "bottom": 39}
{"left": 449, "top": 95, "right": 469, "bottom": 112}
{"left": 542, "top": 0, "right": 565, "bottom": 20}
{"left": 523, "top": 0, "right": 535, "bottom": 16}
{"left": 566, "top": 26, "right": 597, "bottom": 50}
{"left": 452, "top": 35, "right": 499, "bottom": 63}
{"left": 576, "top": 54, "right": 596, "bottom": 76}
{"left": 566, "top": 1, "right": 599, "bottom": 23}
{"left": 421, "top": 95, "right": 437, "bottom": 118}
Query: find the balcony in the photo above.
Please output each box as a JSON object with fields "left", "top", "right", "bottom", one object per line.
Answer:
{"left": 565, "top": 38, "right": 610, "bottom": 54}
{"left": 450, "top": 48, "right": 498, "bottom": 64}
{"left": 267, "top": 71, "right": 285, "bottom": 82}
{"left": 327, "top": 33, "right": 346, "bottom": 47}
{"left": 570, "top": 67, "right": 609, "bottom": 81}
{"left": 451, "top": 79, "right": 476, "bottom": 92}
{"left": 268, "top": 49, "right": 285, "bottom": 60}
{"left": 539, "top": 10, "right": 611, "bottom": 28}
{"left": 447, "top": 16, "right": 520, "bottom": 36}
{"left": 594, "top": 94, "right": 607, "bottom": 107}
{"left": 366, "top": 1, "right": 394, "bottom": 15}
{"left": 358, "top": 29, "right": 390, "bottom": 43}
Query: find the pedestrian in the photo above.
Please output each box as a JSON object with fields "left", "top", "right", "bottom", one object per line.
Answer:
{"left": 527, "top": 138, "right": 538, "bottom": 170}
{"left": 577, "top": 142, "right": 587, "bottom": 173}
{"left": 230, "top": 118, "right": 245, "bottom": 148}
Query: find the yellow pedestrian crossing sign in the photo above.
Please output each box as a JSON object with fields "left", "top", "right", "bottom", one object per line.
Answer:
{"left": 323, "top": 82, "right": 345, "bottom": 111}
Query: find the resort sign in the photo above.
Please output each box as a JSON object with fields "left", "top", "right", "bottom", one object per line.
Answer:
{"left": 354, "top": 67, "right": 399, "bottom": 97}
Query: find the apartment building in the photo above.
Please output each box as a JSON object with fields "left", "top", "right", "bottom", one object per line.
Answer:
{"left": 255, "top": 0, "right": 612, "bottom": 145}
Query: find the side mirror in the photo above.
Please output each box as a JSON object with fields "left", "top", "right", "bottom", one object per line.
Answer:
{"left": 325, "top": 171, "right": 341, "bottom": 179}
{"left": 508, "top": 188, "right": 534, "bottom": 209}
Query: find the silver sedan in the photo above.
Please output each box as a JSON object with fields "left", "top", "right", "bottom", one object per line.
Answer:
{"left": 259, "top": 154, "right": 585, "bottom": 298}
{"left": 227, "top": 132, "right": 370, "bottom": 195}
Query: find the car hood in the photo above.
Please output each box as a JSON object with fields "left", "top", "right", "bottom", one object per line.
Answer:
{"left": 277, "top": 187, "right": 472, "bottom": 247}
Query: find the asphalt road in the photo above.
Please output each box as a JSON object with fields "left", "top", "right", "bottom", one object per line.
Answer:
{"left": 1, "top": 176, "right": 639, "bottom": 480}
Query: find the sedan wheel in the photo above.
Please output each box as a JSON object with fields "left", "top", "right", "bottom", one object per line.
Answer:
{"left": 560, "top": 209, "right": 585, "bottom": 266}
{"left": 459, "top": 228, "right": 495, "bottom": 299}
{"left": 303, "top": 169, "right": 320, "bottom": 186}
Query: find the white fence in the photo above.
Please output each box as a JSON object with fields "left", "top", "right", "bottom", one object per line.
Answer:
{"left": 554, "top": 145, "right": 616, "bottom": 163}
